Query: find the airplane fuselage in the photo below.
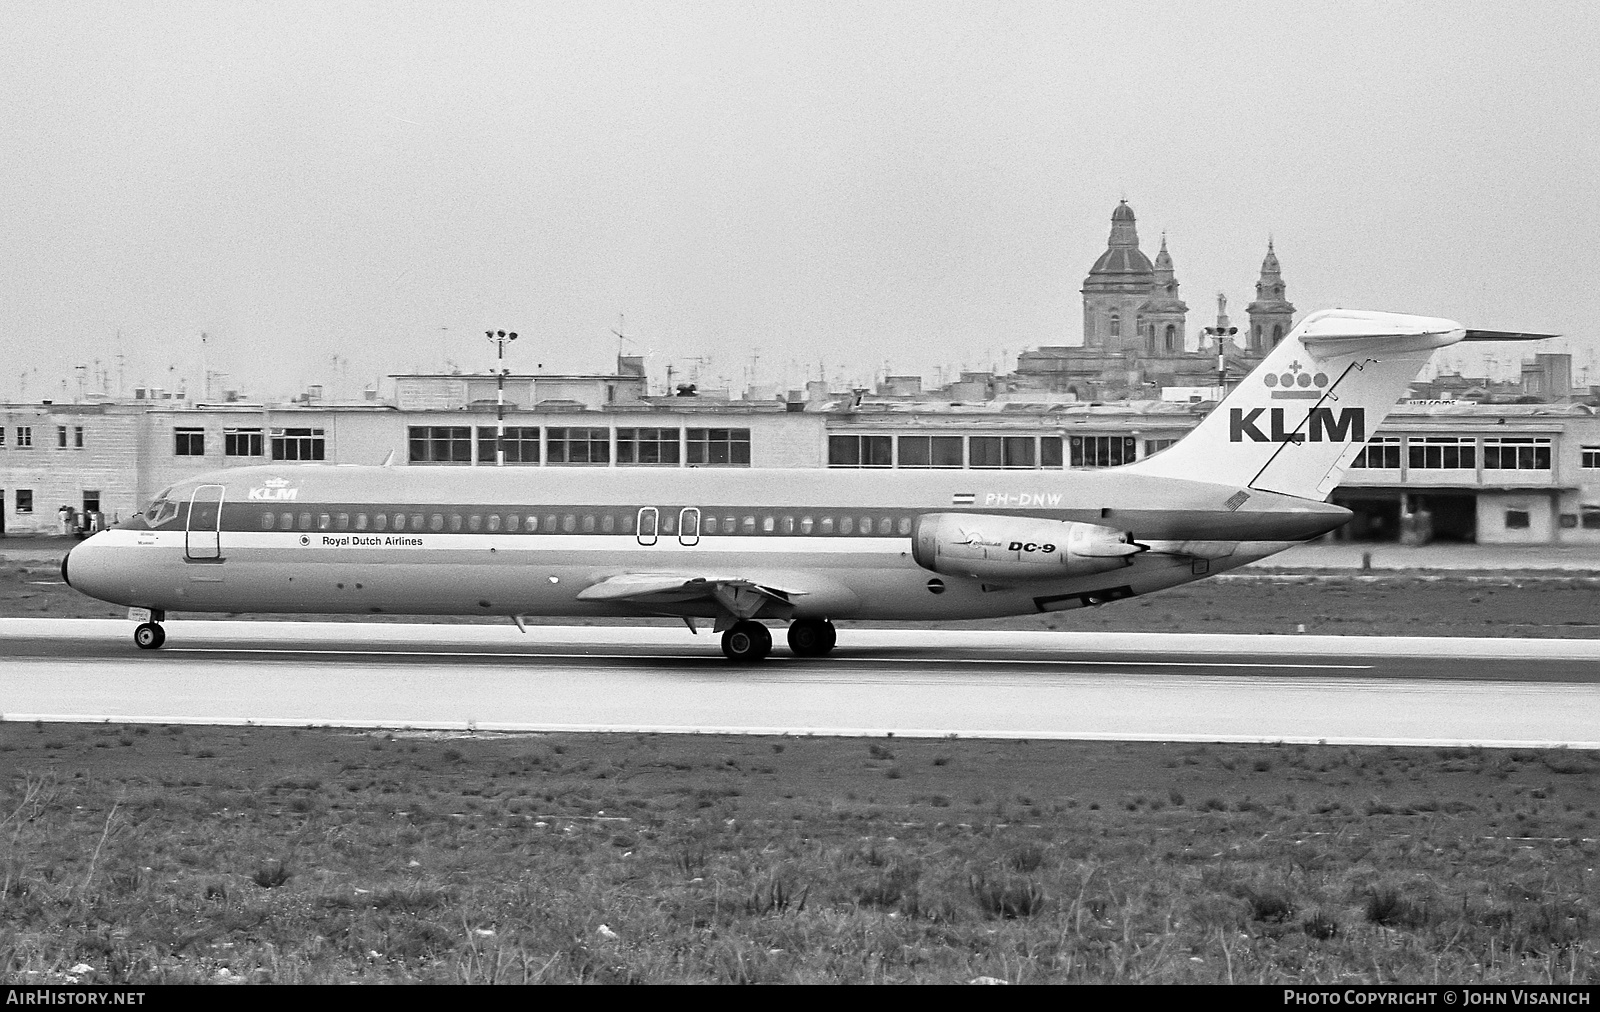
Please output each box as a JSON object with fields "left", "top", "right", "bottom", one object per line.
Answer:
{"left": 64, "top": 463, "right": 1346, "bottom": 623}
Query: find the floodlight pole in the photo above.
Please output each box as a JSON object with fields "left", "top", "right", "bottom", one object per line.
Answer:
{"left": 1204, "top": 325, "right": 1239, "bottom": 397}
{"left": 487, "top": 330, "right": 518, "bottom": 465}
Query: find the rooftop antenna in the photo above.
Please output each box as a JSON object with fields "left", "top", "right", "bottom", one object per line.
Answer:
{"left": 611, "top": 313, "right": 635, "bottom": 359}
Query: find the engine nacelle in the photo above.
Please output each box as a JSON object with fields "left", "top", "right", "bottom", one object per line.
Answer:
{"left": 911, "top": 513, "right": 1144, "bottom": 581}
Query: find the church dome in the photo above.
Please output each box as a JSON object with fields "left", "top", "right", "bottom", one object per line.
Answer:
{"left": 1087, "top": 200, "right": 1153, "bottom": 277}
{"left": 1089, "top": 246, "right": 1155, "bottom": 275}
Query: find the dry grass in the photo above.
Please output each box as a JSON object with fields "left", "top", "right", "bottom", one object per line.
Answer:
{"left": 0, "top": 726, "right": 1595, "bottom": 983}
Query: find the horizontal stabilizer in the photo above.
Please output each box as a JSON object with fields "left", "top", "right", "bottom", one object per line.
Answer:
{"left": 1462, "top": 330, "right": 1560, "bottom": 342}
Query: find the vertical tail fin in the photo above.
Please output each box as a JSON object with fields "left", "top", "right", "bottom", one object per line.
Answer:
{"left": 1126, "top": 310, "right": 1464, "bottom": 500}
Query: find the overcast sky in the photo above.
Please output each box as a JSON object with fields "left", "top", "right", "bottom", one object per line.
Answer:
{"left": 3, "top": 1, "right": 1596, "bottom": 401}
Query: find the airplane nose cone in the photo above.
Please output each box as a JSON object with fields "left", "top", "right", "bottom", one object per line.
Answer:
{"left": 60, "top": 546, "right": 74, "bottom": 587}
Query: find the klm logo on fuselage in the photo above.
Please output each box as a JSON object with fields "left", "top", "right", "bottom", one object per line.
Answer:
{"left": 1229, "top": 407, "right": 1365, "bottom": 444}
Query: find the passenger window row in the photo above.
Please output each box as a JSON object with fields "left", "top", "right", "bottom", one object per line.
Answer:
{"left": 257, "top": 509, "right": 917, "bottom": 536}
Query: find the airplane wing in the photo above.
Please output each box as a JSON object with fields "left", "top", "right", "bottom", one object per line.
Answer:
{"left": 577, "top": 572, "right": 805, "bottom": 623}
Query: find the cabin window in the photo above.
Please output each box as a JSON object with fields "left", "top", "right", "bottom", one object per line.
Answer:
{"left": 427, "top": 513, "right": 442, "bottom": 532}
{"left": 517, "top": 515, "right": 530, "bottom": 532}
{"left": 601, "top": 514, "right": 615, "bottom": 533}
{"left": 879, "top": 515, "right": 892, "bottom": 534}
{"left": 897, "top": 516, "right": 912, "bottom": 535}
{"left": 298, "top": 513, "right": 312, "bottom": 530}
{"left": 762, "top": 516, "right": 775, "bottom": 533}
{"left": 544, "top": 514, "right": 557, "bottom": 533}
{"left": 840, "top": 517, "right": 855, "bottom": 535}
{"left": 355, "top": 513, "right": 368, "bottom": 531}
{"left": 741, "top": 516, "right": 756, "bottom": 534}
{"left": 262, "top": 512, "right": 275, "bottom": 530}
{"left": 820, "top": 517, "right": 835, "bottom": 534}
{"left": 410, "top": 514, "right": 424, "bottom": 531}
{"left": 800, "top": 516, "right": 814, "bottom": 534}
{"left": 705, "top": 516, "right": 720, "bottom": 535}
{"left": 319, "top": 514, "right": 332, "bottom": 530}
{"left": 562, "top": 514, "right": 577, "bottom": 533}
{"left": 392, "top": 514, "right": 405, "bottom": 531}
{"left": 581, "top": 514, "right": 596, "bottom": 533}
{"left": 621, "top": 512, "right": 635, "bottom": 533}
{"left": 661, "top": 513, "right": 676, "bottom": 535}
{"left": 449, "top": 514, "right": 463, "bottom": 532}
{"left": 486, "top": 514, "right": 501, "bottom": 532}
{"left": 468, "top": 514, "right": 482, "bottom": 532}
{"left": 859, "top": 517, "right": 872, "bottom": 535}
{"left": 780, "top": 516, "right": 795, "bottom": 534}
{"left": 374, "top": 513, "right": 387, "bottom": 531}
{"left": 336, "top": 513, "right": 350, "bottom": 531}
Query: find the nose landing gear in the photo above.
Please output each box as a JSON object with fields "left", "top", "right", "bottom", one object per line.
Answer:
{"left": 133, "top": 622, "right": 166, "bottom": 650}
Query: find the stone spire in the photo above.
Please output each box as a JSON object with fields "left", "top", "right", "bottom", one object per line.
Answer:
{"left": 1139, "top": 234, "right": 1188, "bottom": 354}
{"left": 1081, "top": 201, "right": 1156, "bottom": 350}
{"left": 1246, "top": 239, "right": 1297, "bottom": 353}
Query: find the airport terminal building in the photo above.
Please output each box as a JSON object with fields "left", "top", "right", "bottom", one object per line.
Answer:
{"left": 5, "top": 201, "right": 1594, "bottom": 544}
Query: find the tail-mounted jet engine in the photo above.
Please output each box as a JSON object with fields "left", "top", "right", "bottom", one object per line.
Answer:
{"left": 911, "top": 513, "right": 1145, "bottom": 582}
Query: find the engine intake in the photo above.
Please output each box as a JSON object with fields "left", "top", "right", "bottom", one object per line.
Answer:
{"left": 911, "top": 513, "right": 1144, "bottom": 582}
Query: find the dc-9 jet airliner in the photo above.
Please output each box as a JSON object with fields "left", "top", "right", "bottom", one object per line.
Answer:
{"left": 62, "top": 310, "right": 1526, "bottom": 661}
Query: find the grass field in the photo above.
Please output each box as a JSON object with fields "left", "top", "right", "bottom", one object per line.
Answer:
{"left": 3, "top": 554, "right": 1598, "bottom": 983}
{"left": 2, "top": 724, "right": 1597, "bottom": 984}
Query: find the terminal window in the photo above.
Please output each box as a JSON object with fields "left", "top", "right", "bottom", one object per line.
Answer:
{"left": 57, "top": 425, "right": 67, "bottom": 448}
{"left": 15, "top": 489, "right": 32, "bottom": 514}
{"left": 897, "top": 435, "right": 964, "bottom": 468}
{"left": 1483, "top": 436, "right": 1552, "bottom": 470}
{"left": 617, "top": 427, "right": 681, "bottom": 465}
{"left": 828, "top": 435, "right": 891, "bottom": 468}
{"left": 1582, "top": 447, "right": 1600, "bottom": 469}
{"left": 972, "top": 436, "right": 1040, "bottom": 469}
{"left": 688, "top": 428, "right": 751, "bottom": 466}
{"left": 74, "top": 426, "right": 84, "bottom": 448}
{"left": 1505, "top": 509, "right": 1531, "bottom": 529}
{"left": 174, "top": 428, "right": 205, "bottom": 456}
{"left": 547, "top": 427, "right": 610, "bottom": 465}
{"left": 1583, "top": 506, "right": 1600, "bottom": 530}
{"left": 271, "top": 427, "right": 325, "bottom": 461}
{"left": 408, "top": 426, "right": 472, "bottom": 464}
{"left": 476, "top": 426, "right": 540, "bottom": 464}
{"left": 1408, "top": 436, "right": 1475, "bottom": 470}
{"left": 1069, "top": 435, "right": 1137, "bottom": 468}
{"left": 1350, "top": 437, "right": 1402, "bottom": 469}
{"left": 224, "top": 428, "right": 264, "bottom": 457}
{"left": 15, "top": 427, "right": 32, "bottom": 448}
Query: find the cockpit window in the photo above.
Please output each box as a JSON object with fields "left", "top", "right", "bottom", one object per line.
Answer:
{"left": 144, "top": 497, "right": 181, "bottom": 528}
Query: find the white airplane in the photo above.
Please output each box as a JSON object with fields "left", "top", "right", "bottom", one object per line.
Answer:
{"left": 61, "top": 310, "right": 1524, "bottom": 661}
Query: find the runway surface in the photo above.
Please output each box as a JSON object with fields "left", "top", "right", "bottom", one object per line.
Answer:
{"left": 2, "top": 618, "right": 1598, "bottom": 748}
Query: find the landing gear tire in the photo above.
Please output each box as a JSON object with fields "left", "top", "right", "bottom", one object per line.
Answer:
{"left": 787, "top": 618, "right": 837, "bottom": 657}
{"left": 133, "top": 622, "right": 166, "bottom": 650}
{"left": 721, "top": 620, "right": 772, "bottom": 663}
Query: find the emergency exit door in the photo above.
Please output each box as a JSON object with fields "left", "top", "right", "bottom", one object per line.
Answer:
{"left": 186, "top": 485, "right": 225, "bottom": 560}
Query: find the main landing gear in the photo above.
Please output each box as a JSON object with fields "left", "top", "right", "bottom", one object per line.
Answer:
{"left": 719, "top": 619, "right": 838, "bottom": 662}
{"left": 786, "top": 618, "right": 837, "bottom": 657}
{"left": 133, "top": 622, "right": 166, "bottom": 650}
{"left": 721, "top": 620, "right": 772, "bottom": 663}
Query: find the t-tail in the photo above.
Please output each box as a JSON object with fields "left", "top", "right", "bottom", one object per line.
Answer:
{"left": 1126, "top": 309, "right": 1466, "bottom": 501}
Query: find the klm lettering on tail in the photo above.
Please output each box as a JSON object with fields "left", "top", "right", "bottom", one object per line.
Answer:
{"left": 1229, "top": 407, "right": 1366, "bottom": 444}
